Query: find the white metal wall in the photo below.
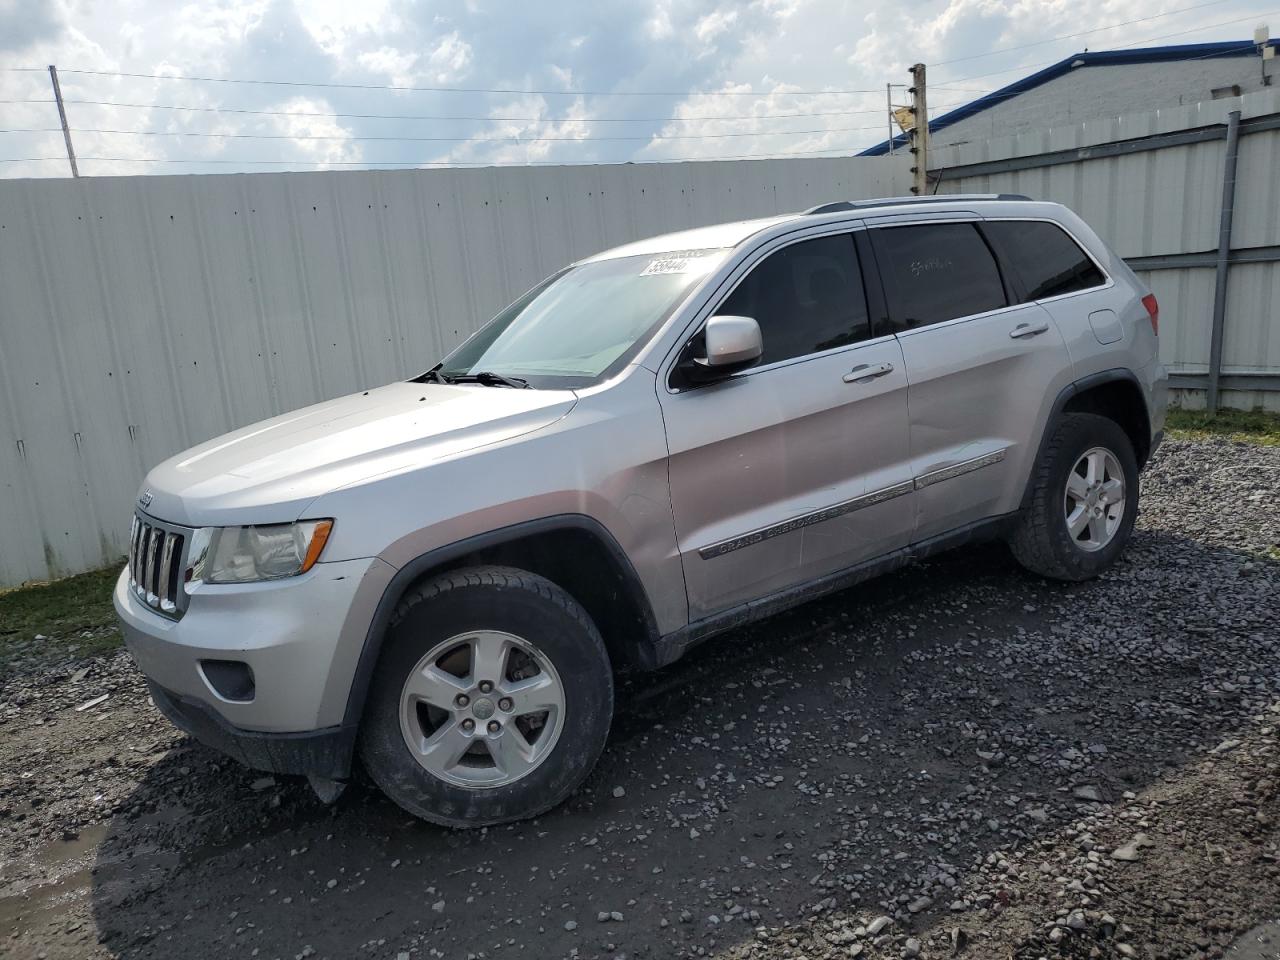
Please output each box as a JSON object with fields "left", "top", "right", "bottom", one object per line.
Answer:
{"left": 931, "top": 58, "right": 1277, "bottom": 151}
{"left": 933, "top": 88, "right": 1280, "bottom": 413}
{"left": 0, "top": 156, "right": 910, "bottom": 586}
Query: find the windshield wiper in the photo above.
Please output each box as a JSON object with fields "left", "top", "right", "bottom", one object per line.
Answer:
{"left": 446, "top": 371, "right": 530, "bottom": 389}
{"left": 418, "top": 367, "right": 453, "bottom": 384}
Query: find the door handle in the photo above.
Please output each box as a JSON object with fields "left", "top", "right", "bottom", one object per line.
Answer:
{"left": 1009, "top": 321, "right": 1050, "bottom": 339}
{"left": 843, "top": 361, "right": 895, "bottom": 384}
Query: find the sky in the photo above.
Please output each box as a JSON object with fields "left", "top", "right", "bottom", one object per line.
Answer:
{"left": 0, "top": 0, "right": 1274, "bottom": 178}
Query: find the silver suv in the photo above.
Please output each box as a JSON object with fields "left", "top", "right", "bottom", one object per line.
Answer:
{"left": 114, "top": 195, "right": 1167, "bottom": 826}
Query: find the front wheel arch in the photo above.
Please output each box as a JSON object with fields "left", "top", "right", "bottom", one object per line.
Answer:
{"left": 358, "top": 565, "right": 614, "bottom": 826}
{"left": 341, "top": 515, "right": 660, "bottom": 735}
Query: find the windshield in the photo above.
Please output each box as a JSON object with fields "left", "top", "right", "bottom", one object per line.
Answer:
{"left": 434, "top": 249, "right": 728, "bottom": 389}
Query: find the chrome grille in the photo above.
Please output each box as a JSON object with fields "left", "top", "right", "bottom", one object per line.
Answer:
{"left": 128, "top": 513, "right": 189, "bottom": 618}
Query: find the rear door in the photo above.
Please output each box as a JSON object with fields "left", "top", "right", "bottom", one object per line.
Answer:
{"left": 869, "top": 219, "right": 1074, "bottom": 542}
{"left": 659, "top": 230, "right": 914, "bottom": 620}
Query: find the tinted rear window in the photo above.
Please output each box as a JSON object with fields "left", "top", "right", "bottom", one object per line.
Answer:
{"left": 983, "top": 220, "right": 1106, "bottom": 300}
{"left": 872, "top": 223, "right": 1007, "bottom": 330}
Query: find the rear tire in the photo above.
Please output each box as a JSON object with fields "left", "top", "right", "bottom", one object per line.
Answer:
{"left": 1009, "top": 413, "right": 1139, "bottom": 581}
{"left": 359, "top": 565, "right": 613, "bottom": 827}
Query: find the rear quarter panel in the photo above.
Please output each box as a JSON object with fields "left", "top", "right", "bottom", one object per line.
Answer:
{"left": 1023, "top": 206, "right": 1165, "bottom": 437}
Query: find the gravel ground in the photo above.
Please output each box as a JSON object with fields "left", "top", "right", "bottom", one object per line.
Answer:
{"left": 1, "top": 436, "right": 1278, "bottom": 960}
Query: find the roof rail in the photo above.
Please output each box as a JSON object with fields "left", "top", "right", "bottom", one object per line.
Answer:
{"left": 803, "top": 194, "right": 1032, "bottom": 215}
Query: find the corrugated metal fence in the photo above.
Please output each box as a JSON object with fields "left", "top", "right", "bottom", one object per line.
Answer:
{"left": 0, "top": 156, "right": 910, "bottom": 586}
{"left": 932, "top": 87, "right": 1280, "bottom": 412}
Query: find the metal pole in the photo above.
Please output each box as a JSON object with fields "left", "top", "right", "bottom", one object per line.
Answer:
{"left": 48, "top": 65, "right": 79, "bottom": 178}
{"left": 1207, "top": 109, "right": 1241, "bottom": 413}
{"left": 886, "top": 83, "right": 894, "bottom": 156}
{"left": 909, "top": 63, "right": 929, "bottom": 196}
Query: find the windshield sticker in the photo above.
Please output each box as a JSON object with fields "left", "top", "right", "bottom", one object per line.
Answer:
{"left": 639, "top": 249, "right": 722, "bottom": 277}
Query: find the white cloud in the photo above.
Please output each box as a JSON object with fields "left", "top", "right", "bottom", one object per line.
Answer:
{"left": 426, "top": 31, "right": 473, "bottom": 82}
{"left": 645, "top": 2, "right": 675, "bottom": 40}
{"left": 0, "top": 0, "right": 1267, "bottom": 178}
{"left": 267, "top": 96, "right": 363, "bottom": 167}
{"left": 439, "top": 94, "right": 592, "bottom": 166}
{"left": 356, "top": 46, "right": 422, "bottom": 87}
{"left": 694, "top": 7, "right": 739, "bottom": 44}
{"left": 171, "top": 0, "right": 271, "bottom": 56}
{"left": 294, "top": 0, "right": 394, "bottom": 58}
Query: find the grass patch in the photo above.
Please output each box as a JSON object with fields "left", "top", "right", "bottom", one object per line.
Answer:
{"left": 1165, "top": 407, "right": 1280, "bottom": 446}
{"left": 0, "top": 564, "right": 123, "bottom": 674}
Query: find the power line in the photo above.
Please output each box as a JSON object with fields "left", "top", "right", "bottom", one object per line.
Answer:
{"left": 8, "top": 67, "right": 884, "bottom": 97}
{"left": 6, "top": 123, "right": 889, "bottom": 143}
{"left": 881, "top": 27, "right": 1273, "bottom": 146}
{"left": 1110, "top": 9, "right": 1278, "bottom": 51}
{"left": 1, "top": 96, "right": 979, "bottom": 124}
{"left": 931, "top": 0, "right": 1236, "bottom": 66}
{"left": 1, "top": 145, "right": 869, "bottom": 168}
{"left": 933, "top": 10, "right": 1279, "bottom": 88}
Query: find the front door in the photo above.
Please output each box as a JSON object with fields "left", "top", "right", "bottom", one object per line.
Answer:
{"left": 658, "top": 231, "right": 915, "bottom": 620}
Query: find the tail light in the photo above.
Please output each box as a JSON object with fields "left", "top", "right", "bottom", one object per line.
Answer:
{"left": 1141, "top": 293, "right": 1159, "bottom": 336}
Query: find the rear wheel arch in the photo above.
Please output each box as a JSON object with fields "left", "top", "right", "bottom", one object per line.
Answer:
{"left": 1061, "top": 375, "right": 1152, "bottom": 469}
{"left": 342, "top": 516, "right": 661, "bottom": 731}
{"left": 1023, "top": 369, "right": 1153, "bottom": 513}
{"left": 1009, "top": 412, "right": 1139, "bottom": 580}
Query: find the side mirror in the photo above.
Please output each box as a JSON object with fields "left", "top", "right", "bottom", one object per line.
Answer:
{"left": 680, "top": 315, "right": 763, "bottom": 383}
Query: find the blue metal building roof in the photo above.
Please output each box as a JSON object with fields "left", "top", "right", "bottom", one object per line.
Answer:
{"left": 860, "top": 39, "right": 1277, "bottom": 156}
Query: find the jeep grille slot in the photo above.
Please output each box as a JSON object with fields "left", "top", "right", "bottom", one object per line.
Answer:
{"left": 128, "top": 514, "right": 187, "bottom": 618}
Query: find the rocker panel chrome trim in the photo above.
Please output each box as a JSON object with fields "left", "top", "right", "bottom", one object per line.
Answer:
{"left": 698, "top": 481, "right": 915, "bottom": 559}
{"left": 913, "top": 448, "right": 1008, "bottom": 490}
{"left": 698, "top": 447, "right": 1009, "bottom": 560}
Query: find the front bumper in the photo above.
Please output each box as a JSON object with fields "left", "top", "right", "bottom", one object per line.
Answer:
{"left": 114, "top": 555, "right": 393, "bottom": 744}
{"left": 147, "top": 681, "right": 355, "bottom": 779}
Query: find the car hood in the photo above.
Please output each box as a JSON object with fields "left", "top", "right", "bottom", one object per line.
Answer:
{"left": 138, "top": 381, "right": 577, "bottom": 528}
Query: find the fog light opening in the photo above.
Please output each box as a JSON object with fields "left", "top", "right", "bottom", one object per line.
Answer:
{"left": 200, "top": 659, "right": 256, "bottom": 703}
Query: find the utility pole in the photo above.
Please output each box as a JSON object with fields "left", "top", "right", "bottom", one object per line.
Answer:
{"left": 1257, "top": 23, "right": 1274, "bottom": 86}
{"left": 48, "top": 65, "right": 79, "bottom": 178}
{"left": 908, "top": 62, "right": 929, "bottom": 195}
{"left": 886, "top": 83, "right": 895, "bottom": 155}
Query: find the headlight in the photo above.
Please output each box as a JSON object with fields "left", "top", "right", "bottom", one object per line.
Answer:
{"left": 187, "top": 520, "right": 333, "bottom": 585}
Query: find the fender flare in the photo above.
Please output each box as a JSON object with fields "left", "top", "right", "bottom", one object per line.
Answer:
{"left": 1020, "top": 367, "right": 1150, "bottom": 511}
{"left": 340, "top": 514, "right": 660, "bottom": 729}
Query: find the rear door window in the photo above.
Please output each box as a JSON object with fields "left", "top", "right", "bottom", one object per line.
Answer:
{"left": 981, "top": 220, "right": 1106, "bottom": 300}
{"left": 870, "top": 223, "right": 1008, "bottom": 331}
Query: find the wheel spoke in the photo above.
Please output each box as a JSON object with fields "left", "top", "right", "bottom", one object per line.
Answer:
{"left": 470, "top": 633, "right": 510, "bottom": 686}
{"left": 415, "top": 723, "right": 473, "bottom": 773}
{"left": 1099, "top": 478, "right": 1124, "bottom": 503}
{"left": 501, "top": 674, "right": 560, "bottom": 717}
{"left": 1067, "top": 504, "right": 1090, "bottom": 538}
{"left": 1085, "top": 451, "right": 1103, "bottom": 484}
{"left": 403, "top": 664, "right": 469, "bottom": 711}
{"left": 1066, "top": 470, "right": 1090, "bottom": 501}
{"left": 489, "top": 725, "right": 537, "bottom": 777}
{"left": 1087, "top": 513, "right": 1109, "bottom": 545}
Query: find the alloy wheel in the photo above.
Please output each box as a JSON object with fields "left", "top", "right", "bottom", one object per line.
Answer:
{"left": 398, "top": 630, "right": 565, "bottom": 789}
{"left": 1063, "top": 446, "right": 1126, "bottom": 552}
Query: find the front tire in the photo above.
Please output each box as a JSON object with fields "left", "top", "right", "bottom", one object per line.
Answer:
{"left": 1009, "top": 413, "right": 1139, "bottom": 581}
{"left": 359, "top": 566, "right": 613, "bottom": 827}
